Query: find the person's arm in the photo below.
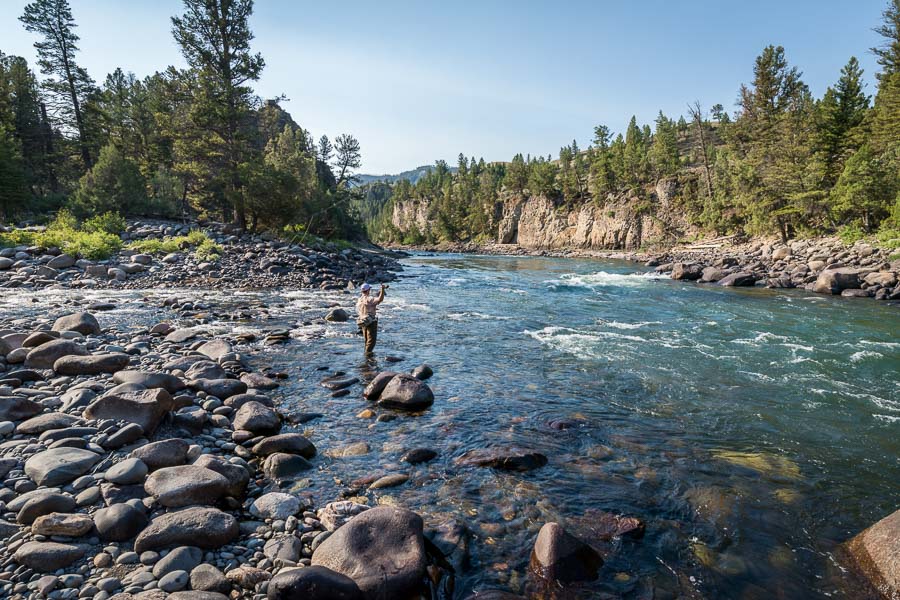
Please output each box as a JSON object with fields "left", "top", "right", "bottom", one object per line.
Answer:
{"left": 375, "top": 285, "right": 386, "bottom": 304}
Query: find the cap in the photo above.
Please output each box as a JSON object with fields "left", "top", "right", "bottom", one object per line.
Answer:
{"left": 361, "top": 283, "right": 372, "bottom": 292}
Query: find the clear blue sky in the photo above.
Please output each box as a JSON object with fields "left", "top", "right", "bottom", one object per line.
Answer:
{"left": 0, "top": 0, "right": 889, "bottom": 174}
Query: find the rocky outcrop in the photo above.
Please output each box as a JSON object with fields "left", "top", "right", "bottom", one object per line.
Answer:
{"left": 392, "top": 179, "right": 695, "bottom": 251}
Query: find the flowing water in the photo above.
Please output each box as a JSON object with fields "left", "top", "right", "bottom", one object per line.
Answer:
{"left": 2, "top": 253, "right": 898, "bottom": 599}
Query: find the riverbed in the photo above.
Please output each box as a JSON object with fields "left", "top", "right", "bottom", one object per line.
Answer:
{"left": 2, "top": 252, "right": 897, "bottom": 599}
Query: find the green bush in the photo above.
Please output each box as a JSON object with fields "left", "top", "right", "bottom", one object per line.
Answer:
{"left": 194, "top": 238, "right": 223, "bottom": 261}
{"left": 838, "top": 223, "right": 866, "bottom": 245}
{"left": 83, "top": 212, "right": 127, "bottom": 234}
{"left": 70, "top": 144, "right": 148, "bottom": 217}
{"left": 126, "top": 229, "right": 221, "bottom": 260}
{"left": 0, "top": 209, "right": 122, "bottom": 259}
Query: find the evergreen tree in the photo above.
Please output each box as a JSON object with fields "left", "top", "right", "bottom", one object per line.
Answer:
{"left": 333, "top": 133, "right": 361, "bottom": 186}
{"left": 71, "top": 143, "right": 148, "bottom": 215}
{"left": 831, "top": 144, "right": 897, "bottom": 229}
{"left": 504, "top": 153, "right": 528, "bottom": 194}
{"left": 873, "top": 0, "right": 900, "bottom": 80}
{"left": 171, "top": 0, "right": 265, "bottom": 228}
{"left": 817, "top": 57, "right": 870, "bottom": 185}
{"left": 651, "top": 111, "right": 679, "bottom": 177}
{"left": 20, "top": 0, "right": 95, "bottom": 169}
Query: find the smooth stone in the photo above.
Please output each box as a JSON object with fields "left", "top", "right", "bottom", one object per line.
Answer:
{"left": 152, "top": 546, "right": 202, "bottom": 578}
{"left": 94, "top": 503, "right": 148, "bottom": 542}
{"left": 52, "top": 312, "right": 101, "bottom": 335}
{"left": 24, "top": 447, "right": 101, "bottom": 486}
{"left": 401, "top": 448, "right": 438, "bottom": 464}
{"left": 112, "top": 370, "right": 186, "bottom": 393}
{"left": 361, "top": 372, "right": 398, "bottom": 401}
{"left": 106, "top": 458, "right": 149, "bottom": 485}
{"left": 252, "top": 433, "right": 316, "bottom": 459}
{"left": 250, "top": 492, "right": 301, "bottom": 520}
{"left": 844, "top": 508, "right": 900, "bottom": 599}
{"left": 0, "top": 395, "right": 42, "bottom": 420}
{"left": 16, "top": 411, "right": 81, "bottom": 435}
{"left": 13, "top": 541, "right": 85, "bottom": 571}
{"left": 190, "top": 563, "right": 230, "bottom": 593}
{"left": 158, "top": 569, "right": 189, "bottom": 592}
{"left": 232, "top": 401, "right": 281, "bottom": 435}
{"left": 16, "top": 492, "right": 77, "bottom": 525}
{"left": 455, "top": 447, "right": 548, "bottom": 471}
{"left": 267, "top": 566, "right": 363, "bottom": 600}
{"left": 529, "top": 522, "right": 603, "bottom": 584}
{"left": 191, "top": 454, "right": 249, "bottom": 498}
{"left": 54, "top": 353, "right": 130, "bottom": 375}
{"left": 188, "top": 378, "right": 247, "bottom": 399}
{"left": 311, "top": 506, "right": 426, "bottom": 599}
{"left": 144, "top": 465, "right": 229, "bottom": 507}
{"left": 84, "top": 388, "right": 175, "bottom": 435}
{"left": 377, "top": 374, "right": 434, "bottom": 411}
{"left": 263, "top": 453, "right": 313, "bottom": 481}
{"left": 369, "top": 474, "right": 409, "bottom": 489}
{"left": 134, "top": 507, "right": 239, "bottom": 552}
{"left": 24, "top": 339, "right": 89, "bottom": 369}
{"left": 130, "top": 438, "right": 190, "bottom": 470}
{"left": 411, "top": 364, "right": 433, "bottom": 380}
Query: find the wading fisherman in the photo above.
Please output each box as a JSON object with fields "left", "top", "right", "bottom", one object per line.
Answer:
{"left": 356, "top": 282, "right": 386, "bottom": 353}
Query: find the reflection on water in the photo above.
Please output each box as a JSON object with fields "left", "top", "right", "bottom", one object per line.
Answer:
{"left": 2, "top": 254, "right": 898, "bottom": 599}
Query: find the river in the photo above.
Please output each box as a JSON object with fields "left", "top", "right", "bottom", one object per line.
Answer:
{"left": 2, "top": 252, "right": 898, "bottom": 599}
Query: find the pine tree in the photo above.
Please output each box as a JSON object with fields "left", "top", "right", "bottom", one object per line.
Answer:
{"left": 873, "top": 0, "right": 900, "bottom": 80}
{"left": 817, "top": 57, "right": 870, "bottom": 185}
{"left": 20, "top": 0, "right": 95, "bottom": 169}
{"left": 171, "top": 0, "right": 265, "bottom": 228}
{"left": 651, "top": 111, "right": 680, "bottom": 177}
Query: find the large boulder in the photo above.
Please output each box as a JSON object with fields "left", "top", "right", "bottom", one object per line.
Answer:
{"left": 197, "top": 339, "right": 232, "bottom": 361}
{"left": 671, "top": 263, "right": 703, "bottom": 281}
{"left": 134, "top": 507, "right": 238, "bottom": 552}
{"left": 113, "top": 370, "right": 186, "bottom": 393}
{"left": 844, "top": 508, "right": 900, "bottom": 599}
{"left": 53, "top": 352, "right": 130, "bottom": 375}
{"left": 131, "top": 438, "right": 190, "bottom": 471}
{"left": 267, "top": 566, "right": 364, "bottom": 600}
{"left": 0, "top": 396, "right": 43, "bottom": 421}
{"left": 52, "top": 312, "right": 101, "bottom": 336}
{"left": 718, "top": 272, "right": 756, "bottom": 287}
{"left": 529, "top": 522, "right": 603, "bottom": 585}
{"left": 24, "top": 339, "right": 89, "bottom": 369}
{"left": 232, "top": 401, "right": 281, "bottom": 434}
{"left": 84, "top": 388, "right": 174, "bottom": 434}
{"left": 312, "top": 506, "right": 427, "bottom": 600}
{"left": 13, "top": 541, "right": 85, "bottom": 572}
{"left": 456, "top": 448, "right": 548, "bottom": 471}
{"left": 16, "top": 411, "right": 80, "bottom": 435}
{"left": 378, "top": 374, "right": 434, "bottom": 411}
{"left": 188, "top": 378, "right": 247, "bottom": 399}
{"left": 24, "top": 447, "right": 101, "bottom": 486}
{"left": 252, "top": 433, "right": 316, "bottom": 458}
{"left": 192, "top": 455, "right": 249, "bottom": 498}
{"left": 93, "top": 503, "right": 149, "bottom": 542}
{"left": 144, "top": 465, "right": 230, "bottom": 507}
{"left": 362, "top": 371, "right": 398, "bottom": 401}
{"left": 814, "top": 267, "right": 862, "bottom": 294}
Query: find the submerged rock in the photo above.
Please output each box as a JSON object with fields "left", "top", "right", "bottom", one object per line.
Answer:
{"left": 456, "top": 448, "right": 548, "bottom": 471}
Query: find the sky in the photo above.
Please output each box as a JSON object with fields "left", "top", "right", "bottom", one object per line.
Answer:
{"left": 0, "top": 0, "right": 890, "bottom": 174}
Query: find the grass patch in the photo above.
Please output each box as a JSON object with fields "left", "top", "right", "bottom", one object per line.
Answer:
{"left": 127, "top": 229, "right": 222, "bottom": 261}
{"left": 0, "top": 210, "right": 123, "bottom": 260}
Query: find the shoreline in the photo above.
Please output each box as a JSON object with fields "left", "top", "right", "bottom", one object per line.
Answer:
{"left": 385, "top": 236, "right": 900, "bottom": 303}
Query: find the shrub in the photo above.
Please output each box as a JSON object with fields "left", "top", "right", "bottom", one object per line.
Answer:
{"left": 194, "top": 238, "right": 223, "bottom": 261}
{"left": 83, "top": 212, "right": 127, "bottom": 234}
{"left": 0, "top": 209, "right": 122, "bottom": 259}
{"left": 838, "top": 224, "right": 866, "bottom": 245}
{"left": 70, "top": 144, "right": 148, "bottom": 216}
{"left": 126, "top": 229, "right": 221, "bottom": 261}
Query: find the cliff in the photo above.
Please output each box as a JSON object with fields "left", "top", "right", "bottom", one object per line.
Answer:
{"left": 389, "top": 178, "right": 699, "bottom": 251}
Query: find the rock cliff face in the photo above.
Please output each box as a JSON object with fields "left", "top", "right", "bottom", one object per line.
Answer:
{"left": 390, "top": 179, "right": 697, "bottom": 251}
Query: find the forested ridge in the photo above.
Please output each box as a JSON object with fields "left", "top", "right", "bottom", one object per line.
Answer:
{"left": 368, "top": 1, "right": 900, "bottom": 250}
{"left": 1, "top": 0, "right": 365, "bottom": 240}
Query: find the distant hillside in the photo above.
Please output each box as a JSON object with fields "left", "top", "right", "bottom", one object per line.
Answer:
{"left": 354, "top": 164, "right": 458, "bottom": 187}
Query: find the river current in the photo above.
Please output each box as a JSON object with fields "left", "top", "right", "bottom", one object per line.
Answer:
{"left": 2, "top": 253, "right": 898, "bottom": 599}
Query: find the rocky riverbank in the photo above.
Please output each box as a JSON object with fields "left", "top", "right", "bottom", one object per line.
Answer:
{"left": 0, "top": 220, "right": 401, "bottom": 292}
{"left": 0, "top": 299, "right": 662, "bottom": 600}
{"left": 387, "top": 236, "right": 900, "bottom": 302}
